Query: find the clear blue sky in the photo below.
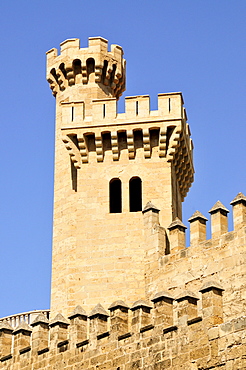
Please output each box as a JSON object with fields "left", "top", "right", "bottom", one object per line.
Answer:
{"left": 0, "top": 1, "right": 245, "bottom": 318}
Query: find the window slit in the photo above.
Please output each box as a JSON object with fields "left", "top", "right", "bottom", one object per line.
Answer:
{"left": 103, "top": 104, "right": 106, "bottom": 118}
{"left": 71, "top": 106, "right": 74, "bottom": 121}
{"left": 168, "top": 98, "right": 171, "bottom": 112}
{"left": 136, "top": 101, "right": 139, "bottom": 116}
{"left": 71, "top": 159, "right": 77, "bottom": 192}
{"left": 69, "top": 134, "right": 79, "bottom": 192}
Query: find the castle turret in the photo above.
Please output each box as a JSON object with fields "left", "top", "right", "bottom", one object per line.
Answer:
{"left": 46, "top": 37, "right": 194, "bottom": 317}
{"left": 46, "top": 37, "right": 125, "bottom": 117}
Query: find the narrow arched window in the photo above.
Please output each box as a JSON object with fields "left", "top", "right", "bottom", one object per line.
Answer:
{"left": 73, "top": 59, "right": 82, "bottom": 75}
{"left": 109, "top": 178, "right": 122, "bottom": 213}
{"left": 86, "top": 58, "right": 95, "bottom": 74}
{"left": 86, "top": 58, "right": 95, "bottom": 82}
{"left": 129, "top": 177, "right": 142, "bottom": 212}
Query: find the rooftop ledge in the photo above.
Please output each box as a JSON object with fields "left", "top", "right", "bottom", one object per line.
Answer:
{"left": 0, "top": 309, "right": 50, "bottom": 328}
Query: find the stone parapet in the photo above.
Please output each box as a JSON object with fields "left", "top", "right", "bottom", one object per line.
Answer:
{"left": 59, "top": 92, "right": 194, "bottom": 200}
{"left": 0, "top": 310, "right": 50, "bottom": 329}
{"left": 46, "top": 37, "right": 126, "bottom": 99}
{"left": 0, "top": 195, "right": 245, "bottom": 367}
{"left": 1, "top": 288, "right": 246, "bottom": 369}
{"left": 163, "top": 193, "right": 246, "bottom": 253}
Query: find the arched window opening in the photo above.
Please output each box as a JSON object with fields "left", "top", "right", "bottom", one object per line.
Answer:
{"left": 166, "top": 126, "right": 175, "bottom": 151}
{"left": 109, "top": 178, "right": 122, "bottom": 213}
{"left": 86, "top": 58, "right": 95, "bottom": 81}
{"left": 50, "top": 68, "right": 59, "bottom": 83}
{"left": 59, "top": 63, "right": 67, "bottom": 78}
{"left": 73, "top": 59, "right": 81, "bottom": 73}
{"left": 102, "top": 60, "right": 108, "bottom": 83}
{"left": 129, "top": 177, "right": 142, "bottom": 212}
{"left": 73, "top": 59, "right": 82, "bottom": 81}
{"left": 110, "top": 64, "right": 116, "bottom": 85}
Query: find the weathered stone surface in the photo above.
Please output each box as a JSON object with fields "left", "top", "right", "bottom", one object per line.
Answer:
{"left": 230, "top": 192, "right": 246, "bottom": 206}
{"left": 108, "top": 300, "right": 129, "bottom": 311}
{"left": 31, "top": 314, "right": 49, "bottom": 327}
{"left": 49, "top": 313, "right": 69, "bottom": 327}
{"left": 142, "top": 202, "right": 160, "bottom": 214}
{"left": 68, "top": 305, "right": 87, "bottom": 319}
{"left": 209, "top": 200, "right": 229, "bottom": 214}
{"left": 89, "top": 304, "right": 109, "bottom": 318}
{"left": 188, "top": 210, "right": 208, "bottom": 222}
{"left": 151, "top": 291, "right": 174, "bottom": 302}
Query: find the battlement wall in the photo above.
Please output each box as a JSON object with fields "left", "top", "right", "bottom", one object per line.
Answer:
{"left": 60, "top": 93, "right": 186, "bottom": 124}
{"left": 1, "top": 194, "right": 245, "bottom": 369}
{"left": 46, "top": 37, "right": 126, "bottom": 99}
{"left": 144, "top": 193, "right": 246, "bottom": 326}
{"left": 1, "top": 285, "right": 245, "bottom": 369}
{"left": 60, "top": 93, "right": 194, "bottom": 201}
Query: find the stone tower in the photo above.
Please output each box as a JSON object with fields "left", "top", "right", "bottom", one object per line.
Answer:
{"left": 46, "top": 37, "right": 194, "bottom": 317}
{"left": 1, "top": 36, "right": 245, "bottom": 370}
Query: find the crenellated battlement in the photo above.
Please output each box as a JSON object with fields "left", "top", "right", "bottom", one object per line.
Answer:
{"left": 46, "top": 37, "right": 126, "bottom": 99}
{"left": 167, "top": 192, "right": 246, "bottom": 249}
{"left": 1, "top": 283, "right": 246, "bottom": 369}
{"left": 60, "top": 92, "right": 186, "bottom": 124}
{"left": 60, "top": 92, "right": 194, "bottom": 200}
{"left": 141, "top": 193, "right": 246, "bottom": 341}
{"left": 131, "top": 193, "right": 246, "bottom": 279}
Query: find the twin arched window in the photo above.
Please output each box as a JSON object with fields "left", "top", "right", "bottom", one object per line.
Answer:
{"left": 109, "top": 177, "right": 142, "bottom": 213}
